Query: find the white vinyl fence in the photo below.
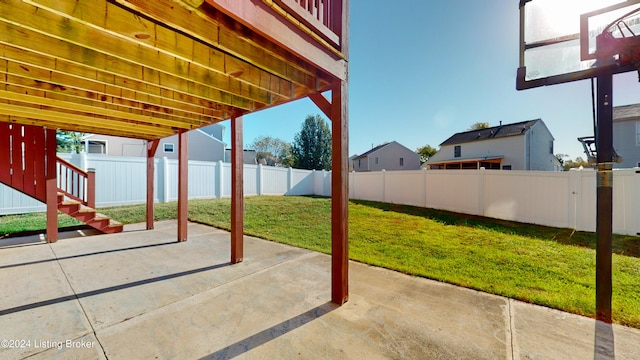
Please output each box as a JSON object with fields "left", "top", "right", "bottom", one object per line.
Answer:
{"left": 2, "top": 154, "right": 638, "bottom": 236}
{"left": 0, "top": 153, "right": 331, "bottom": 215}
{"left": 349, "top": 168, "right": 640, "bottom": 236}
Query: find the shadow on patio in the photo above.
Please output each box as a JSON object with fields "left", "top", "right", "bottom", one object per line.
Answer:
{"left": 1, "top": 220, "right": 638, "bottom": 359}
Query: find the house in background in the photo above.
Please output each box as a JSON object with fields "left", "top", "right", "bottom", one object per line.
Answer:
{"left": 427, "top": 119, "right": 561, "bottom": 171}
{"left": 612, "top": 104, "right": 640, "bottom": 168}
{"left": 83, "top": 123, "right": 226, "bottom": 162}
{"left": 352, "top": 141, "right": 420, "bottom": 172}
{"left": 224, "top": 149, "right": 258, "bottom": 165}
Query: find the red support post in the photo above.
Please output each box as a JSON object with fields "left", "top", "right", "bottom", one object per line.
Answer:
{"left": 45, "top": 128, "right": 58, "bottom": 243}
{"left": 331, "top": 79, "right": 349, "bottom": 305}
{"left": 231, "top": 115, "right": 244, "bottom": 264}
{"left": 177, "top": 131, "right": 188, "bottom": 242}
{"left": 146, "top": 140, "right": 159, "bottom": 230}
{"left": 87, "top": 169, "right": 96, "bottom": 209}
{"left": 0, "top": 123, "right": 10, "bottom": 185}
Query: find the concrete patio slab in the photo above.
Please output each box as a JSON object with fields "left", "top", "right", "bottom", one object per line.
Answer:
{"left": 1, "top": 220, "right": 639, "bottom": 359}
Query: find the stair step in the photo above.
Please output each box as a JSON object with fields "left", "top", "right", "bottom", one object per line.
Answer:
{"left": 77, "top": 205, "right": 96, "bottom": 213}
{"left": 56, "top": 198, "right": 124, "bottom": 235}
{"left": 108, "top": 219, "right": 123, "bottom": 228}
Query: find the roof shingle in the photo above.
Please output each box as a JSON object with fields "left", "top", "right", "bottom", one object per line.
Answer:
{"left": 439, "top": 119, "right": 540, "bottom": 146}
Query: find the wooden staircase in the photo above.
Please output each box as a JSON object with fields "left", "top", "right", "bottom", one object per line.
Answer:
{"left": 0, "top": 123, "right": 123, "bottom": 239}
{"left": 57, "top": 193, "right": 123, "bottom": 234}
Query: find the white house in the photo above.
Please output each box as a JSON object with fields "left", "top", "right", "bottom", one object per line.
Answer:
{"left": 83, "top": 123, "right": 226, "bottom": 162}
{"left": 612, "top": 104, "right": 640, "bottom": 168}
{"left": 352, "top": 141, "right": 421, "bottom": 172}
{"left": 427, "top": 119, "right": 561, "bottom": 171}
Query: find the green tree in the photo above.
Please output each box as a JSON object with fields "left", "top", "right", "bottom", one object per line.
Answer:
{"left": 468, "top": 122, "right": 490, "bottom": 130}
{"left": 562, "top": 156, "right": 591, "bottom": 171}
{"left": 291, "top": 114, "right": 332, "bottom": 170}
{"left": 56, "top": 130, "right": 84, "bottom": 153}
{"left": 249, "top": 135, "right": 294, "bottom": 167}
{"left": 416, "top": 144, "right": 438, "bottom": 164}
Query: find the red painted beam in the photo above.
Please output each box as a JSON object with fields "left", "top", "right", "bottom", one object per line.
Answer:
{"left": 0, "top": 123, "right": 10, "bottom": 185}
{"left": 231, "top": 115, "right": 244, "bottom": 263}
{"left": 45, "top": 128, "right": 58, "bottom": 243}
{"left": 87, "top": 169, "right": 96, "bottom": 209}
{"left": 309, "top": 92, "right": 331, "bottom": 119}
{"left": 205, "top": 0, "right": 347, "bottom": 80}
{"left": 177, "top": 131, "right": 188, "bottom": 242}
{"left": 331, "top": 79, "right": 348, "bottom": 305}
{"left": 146, "top": 139, "right": 159, "bottom": 230}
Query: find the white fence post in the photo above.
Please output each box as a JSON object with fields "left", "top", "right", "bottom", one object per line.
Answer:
{"left": 80, "top": 152, "right": 88, "bottom": 172}
{"left": 162, "top": 157, "right": 170, "bottom": 203}
{"left": 634, "top": 168, "right": 640, "bottom": 235}
{"left": 217, "top": 160, "right": 223, "bottom": 199}
{"left": 478, "top": 168, "right": 486, "bottom": 216}
{"left": 381, "top": 169, "right": 386, "bottom": 203}
{"left": 287, "top": 167, "right": 293, "bottom": 194}
{"left": 257, "top": 164, "right": 263, "bottom": 196}
{"left": 423, "top": 168, "right": 428, "bottom": 208}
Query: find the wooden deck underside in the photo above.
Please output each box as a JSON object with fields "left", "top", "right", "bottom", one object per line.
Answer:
{"left": 0, "top": 0, "right": 344, "bottom": 140}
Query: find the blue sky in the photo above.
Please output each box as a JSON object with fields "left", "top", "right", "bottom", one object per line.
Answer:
{"left": 221, "top": 0, "right": 640, "bottom": 161}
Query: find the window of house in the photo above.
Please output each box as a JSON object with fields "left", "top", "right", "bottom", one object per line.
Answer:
{"left": 502, "top": 165, "right": 512, "bottom": 170}
{"left": 454, "top": 145, "right": 461, "bottom": 158}
{"left": 358, "top": 159, "right": 361, "bottom": 168}
{"left": 637, "top": 122, "right": 640, "bottom": 145}
{"left": 549, "top": 140, "right": 554, "bottom": 154}
{"left": 399, "top": 157, "right": 404, "bottom": 166}
{"left": 164, "top": 143, "right": 175, "bottom": 153}
{"left": 375, "top": 157, "right": 379, "bottom": 164}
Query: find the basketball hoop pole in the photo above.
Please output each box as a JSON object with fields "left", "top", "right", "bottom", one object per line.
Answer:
{"left": 594, "top": 34, "right": 614, "bottom": 323}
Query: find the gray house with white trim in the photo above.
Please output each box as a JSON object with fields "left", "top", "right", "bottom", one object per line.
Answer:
{"left": 613, "top": 104, "right": 640, "bottom": 168}
{"left": 352, "top": 141, "right": 420, "bottom": 172}
{"left": 427, "top": 119, "right": 561, "bottom": 171}
{"left": 83, "top": 124, "right": 226, "bottom": 162}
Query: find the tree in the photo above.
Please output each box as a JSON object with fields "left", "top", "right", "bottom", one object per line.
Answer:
{"left": 249, "top": 136, "right": 294, "bottom": 167}
{"left": 554, "top": 153, "right": 568, "bottom": 167}
{"left": 56, "top": 130, "right": 84, "bottom": 153}
{"left": 468, "top": 122, "right": 490, "bottom": 130}
{"left": 561, "top": 156, "right": 591, "bottom": 171}
{"left": 291, "top": 114, "right": 332, "bottom": 170}
{"left": 416, "top": 144, "right": 437, "bottom": 164}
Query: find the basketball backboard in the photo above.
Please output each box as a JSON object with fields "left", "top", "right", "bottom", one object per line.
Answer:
{"left": 517, "top": 0, "right": 640, "bottom": 89}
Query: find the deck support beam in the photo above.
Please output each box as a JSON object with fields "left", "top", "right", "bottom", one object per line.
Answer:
{"left": 330, "top": 79, "right": 349, "bottom": 305}
{"left": 146, "top": 140, "right": 159, "bottom": 230}
{"left": 177, "top": 131, "right": 188, "bottom": 242}
{"left": 45, "top": 128, "right": 58, "bottom": 243}
{"left": 231, "top": 115, "right": 244, "bottom": 264}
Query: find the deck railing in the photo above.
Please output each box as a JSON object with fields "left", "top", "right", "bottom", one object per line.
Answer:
{"left": 272, "top": 0, "right": 342, "bottom": 47}
{"left": 57, "top": 157, "right": 95, "bottom": 208}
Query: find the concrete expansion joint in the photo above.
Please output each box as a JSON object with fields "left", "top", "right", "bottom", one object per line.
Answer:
{"left": 48, "top": 243, "right": 109, "bottom": 359}
{"left": 507, "top": 299, "right": 517, "bottom": 360}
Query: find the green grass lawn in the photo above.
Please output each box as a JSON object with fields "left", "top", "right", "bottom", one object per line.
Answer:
{"left": 1, "top": 196, "right": 639, "bottom": 328}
